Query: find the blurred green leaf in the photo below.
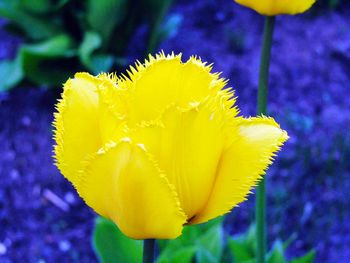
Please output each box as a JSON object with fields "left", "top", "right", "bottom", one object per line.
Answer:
{"left": 157, "top": 225, "right": 201, "bottom": 253}
{"left": 231, "top": 224, "right": 257, "bottom": 254}
{"left": 20, "top": 34, "right": 75, "bottom": 86}
{"left": 267, "top": 240, "right": 287, "bottom": 263}
{"left": 78, "top": 32, "right": 115, "bottom": 73}
{"left": 1, "top": 0, "right": 175, "bottom": 89}
{"left": 196, "top": 223, "right": 224, "bottom": 263}
{"left": 245, "top": 224, "right": 257, "bottom": 253}
{"left": 19, "top": 0, "right": 51, "bottom": 14}
{"left": 290, "top": 250, "right": 316, "bottom": 263}
{"left": 0, "top": 0, "right": 60, "bottom": 39}
{"left": 157, "top": 246, "right": 196, "bottom": 263}
{"left": 78, "top": 31, "right": 101, "bottom": 70}
{"left": 19, "top": 0, "right": 70, "bottom": 13}
{"left": 86, "top": 0, "right": 127, "bottom": 44}
{"left": 228, "top": 238, "right": 254, "bottom": 262}
{"left": 226, "top": 224, "right": 315, "bottom": 263}
{"left": 93, "top": 217, "right": 142, "bottom": 263}
{"left": 158, "top": 218, "right": 224, "bottom": 263}
{"left": 21, "top": 34, "right": 74, "bottom": 56}
{"left": 0, "top": 56, "right": 23, "bottom": 92}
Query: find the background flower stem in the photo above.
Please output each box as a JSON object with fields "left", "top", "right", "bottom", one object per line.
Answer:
{"left": 256, "top": 15, "right": 275, "bottom": 263}
{"left": 143, "top": 239, "right": 156, "bottom": 263}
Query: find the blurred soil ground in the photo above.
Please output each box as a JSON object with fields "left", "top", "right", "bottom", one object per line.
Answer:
{"left": 1, "top": 0, "right": 350, "bottom": 262}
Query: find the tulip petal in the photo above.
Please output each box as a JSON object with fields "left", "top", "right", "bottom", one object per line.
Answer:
{"left": 118, "top": 53, "right": 227, "bottom": 126}
{"left": 190, "top": 117, "right": 288, "bottom": 224}
{"left": 78, "top": 140, "right": 187, "bottom": 239}
{"left": 96, "top": 74, "right": 128, "bottom": 143}
{"left": 235, "top": 0, "right": 316, "bottom": 16}
{"left": 54, "top": 72, "right": 126, "bottom": 186}
{"left": 54, "top": 73, "right": 101, "bottom": 185}
{"left": 128, "top": 95, "right": 235, "bottom": 219}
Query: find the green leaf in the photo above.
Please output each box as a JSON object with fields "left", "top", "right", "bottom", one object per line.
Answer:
{"left": 92, "top": 217, "right": 142, "bottom": 263}
{"left": 290, "top": 250, "right": 316, "bottom": 263}
{"left": 19, "top": 34, "right": 76, "bottom": 86}
{"left": 86, "top": 0, "right": 127, "bottom": 44}
{"left": 0, "top": 0, "right": 60, "bottom": 40}
{"left": 157, "top": 225, "right": 201, "bottom": 254}
{"left": 228, "top": 238, "right": 254, "bottom": 262}
{"left": 267, "top": 240, "right": 287, "bottom": 263}
{"left": 18, "top": 0, "right": 70, "bottom": 13}
{"left": 201, "top": 217, "right": 224, "bottom": 232}
{"left": 78, "top": 31, "right": 102, "bottom": 70}
{"left": 244, "top": 224, "right": 257, "bottom": 254}
{"left": 157, "top": 246, "right": 196, "bottom": 263}
{"left": 158, "top": 219, "right": 224, "bottom": 263}
{"left": 21, "top": 34, "right": 74, "bottom": 57}
{"left": 78, "top": 32, "right": 115, "bottom": 73}
{"left": 18, "top": 0, "right": 51, "bottom": 14}
{"left": 196, "top": 223, "right": 224, "bottom": 263}
{"left": 0, "top": 56, "right": 23, "bottom": 91}
{"left": 231, "top": 224, "right": 257, "bottom": 255}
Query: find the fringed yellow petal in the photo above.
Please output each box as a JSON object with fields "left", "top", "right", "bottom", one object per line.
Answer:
{"left": 190, "top": 116, "right": 288, "bottom": 224}
{"left": 96, "top": 76, "right": 128, "bottom": 143}
{"left": 53, "top": 72, "right": 125, "bottom": 186}
{"left": 77, "top": 140, "right": 187, "bottom": 239}
{"left": 53, "top": 73, "right": 101, "bottom": 185}
{"left": 235, "top": 0, "right": 316, "bottom": 16}
{"left": 128, "top": 95, "right": 234, "bottom": 219}
{"left": 118, "top": 52, "right": 229, "bottom": 126}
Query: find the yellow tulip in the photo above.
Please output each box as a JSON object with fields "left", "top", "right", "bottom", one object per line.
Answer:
{"left": 234, "top": 0, "right": 316, "bottom": 16}
{"left": 53, "top": 53, "right": 288, "bottom": 239}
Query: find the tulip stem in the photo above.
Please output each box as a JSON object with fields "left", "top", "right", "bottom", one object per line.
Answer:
{"left": 143, "top": 239, "right": 155, "bottom": 263}
{"left": 256, "top": 15, "right": 275, "bottom": 263}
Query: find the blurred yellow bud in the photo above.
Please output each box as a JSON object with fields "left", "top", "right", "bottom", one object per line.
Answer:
{"left": 235, "top": 0, "right": 316, "bottom": 16}
{"left": 53, "top": 53, "right": 288, "bottom": 239}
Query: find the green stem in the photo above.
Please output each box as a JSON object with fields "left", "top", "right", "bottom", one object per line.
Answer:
{"left": 143, "top": 239, "right": 155, "bottom": 263}
{"left": 256, "top": 16, "right": 275, "bottom": 263}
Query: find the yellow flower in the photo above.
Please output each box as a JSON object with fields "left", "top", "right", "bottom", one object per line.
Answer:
{"left": 234, "top": 0, "right": 316, "bottom": 16}
{"left": 53, "top": 53, "right": 288, "bottom": 239}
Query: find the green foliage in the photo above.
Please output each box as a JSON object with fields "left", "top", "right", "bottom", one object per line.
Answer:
{"left": 228, "top": 225, "right": 257, "bottom": 262}
{"left": 92, "top": 218, "right": 316, "bottom": 263}
{"left": 92, "top": 217, "right": 142, "bottom": 263}
{"left": 19, "top": 34, "right": 76, "bottom": 86}
{"left": 86, "top": 0, "right": 127, "bottom": 45}
{"left": 227, "top": 225, "right": 316, "bottom": 263}
{"left": 0, "top": 0, "right": 180, "bottom": 90}
{"left": 158, "top": 217, "right": 224, "bottom": 263}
